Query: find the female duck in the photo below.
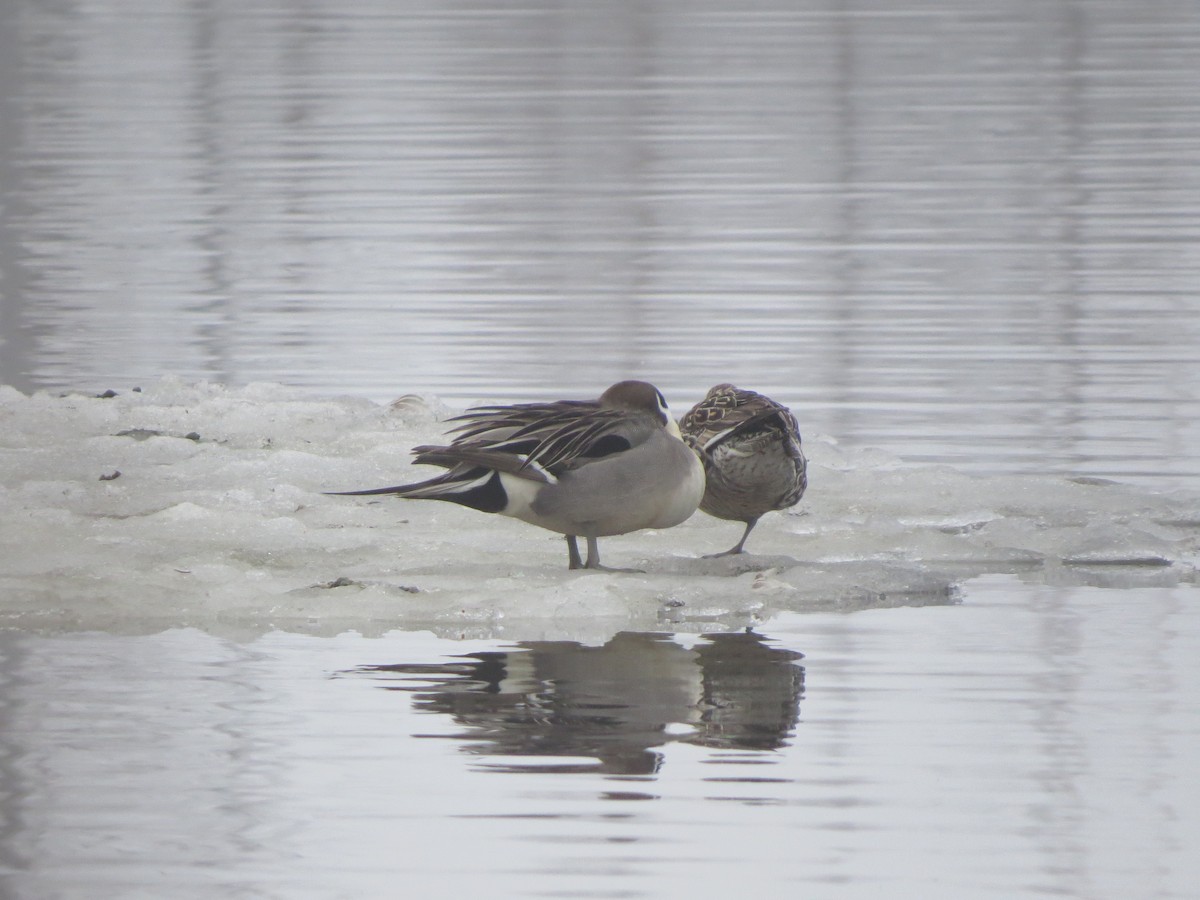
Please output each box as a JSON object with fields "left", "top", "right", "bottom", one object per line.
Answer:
{"left": 680, "top": 384, "right": 807, "bottom": 556}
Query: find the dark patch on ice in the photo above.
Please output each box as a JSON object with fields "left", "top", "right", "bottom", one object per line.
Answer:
{"left": 318, "top": 576, "right": 360, "bottom": 589}
{"left": 1155, "top": 517, "right": 1200, "bottom": 530}
{"left": 664, "top": 554, "right": 804, "bottom": 577}
{"left": 313, "top": 577, "right": 421, "bottom": 593}
{"left": 935, "top": 520, "right": 991, "bottom": 535}
{"left": 115, "top": 428, "right": 203, "bottom": 442}
{"left": 1062, "top": 554, "right": 1173, "bottom": 568}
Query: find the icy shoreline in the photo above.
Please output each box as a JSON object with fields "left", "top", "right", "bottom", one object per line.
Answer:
{"left": 1, "top": 379, "right": 1196, "bottom": 637}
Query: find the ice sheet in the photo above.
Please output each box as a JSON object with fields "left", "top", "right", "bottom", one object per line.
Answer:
{"left": 2, "top": 380, "right": 1196, "bottom": 637}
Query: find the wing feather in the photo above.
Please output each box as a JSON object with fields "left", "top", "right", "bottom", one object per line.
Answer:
{"left": 420, "top": 400, "right": 646, "bottom": 478}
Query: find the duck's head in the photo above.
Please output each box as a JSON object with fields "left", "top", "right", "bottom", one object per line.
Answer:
{"left": 599, "top": 380, "right": 681, "bottom": 436}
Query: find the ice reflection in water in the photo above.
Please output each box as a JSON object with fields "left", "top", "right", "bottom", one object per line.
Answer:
{"left": 347, "top": 630, "right": 804, "bottom": 777}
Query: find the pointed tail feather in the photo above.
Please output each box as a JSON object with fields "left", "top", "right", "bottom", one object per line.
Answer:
{"left": 325, "top": 470, "right": 479, "bottom": 499}
{"left": 324, "top": 484, "right": 418, "bottom": 497}
{"left": 326, "top": 468, "right": 508, "bottom": 513}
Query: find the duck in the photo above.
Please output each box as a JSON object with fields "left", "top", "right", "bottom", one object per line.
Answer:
{"left": 679, "top": 384, "right": 807, "bottom": 556}
{"left": 329, "top": 380, "right": 706, "bottom": 570}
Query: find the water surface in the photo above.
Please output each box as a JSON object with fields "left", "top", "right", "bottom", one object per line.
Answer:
{"left": 1, "top": 0, "right": 1198, "bottom": 485}
{"left": 1, "top": 578, "right": 1196, "bottom": 898}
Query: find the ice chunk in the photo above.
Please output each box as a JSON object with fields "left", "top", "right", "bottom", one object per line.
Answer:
{"left": 0, "top": 381, "right": 1196, "bottom": 636}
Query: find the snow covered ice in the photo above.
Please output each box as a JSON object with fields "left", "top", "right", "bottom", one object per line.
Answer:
{"left": 1, "top": 379, "right": 1196, "bottom": 638}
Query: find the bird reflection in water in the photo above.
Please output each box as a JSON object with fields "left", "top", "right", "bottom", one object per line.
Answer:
{"left": 343, "top": 631, "right": 804, "bottom": 776}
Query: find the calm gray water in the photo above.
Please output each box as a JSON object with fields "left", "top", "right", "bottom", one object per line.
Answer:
{"left": 1, "top": 0, "right": 1198, "bottom": 484}
{"left": 1, "top": 2, "right": 1199, "bottom": 897}
{"left": 2, "top": 580, "right": 1200, "bottom": 897}
{"left": 1, "top": 578, "right": 1197, "bottom": 898}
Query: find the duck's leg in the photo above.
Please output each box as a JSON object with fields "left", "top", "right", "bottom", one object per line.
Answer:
{"left": 705, "top": 517, "right": 759, "bottom": 558}
{"left": 566, "top": 535, "right": 584, "bottom": 569}
{"left": 583, "top": 535, "right": 602, "bottom": 569}
{"left": 582, "top": 535, "right": 645, "bottom": 573}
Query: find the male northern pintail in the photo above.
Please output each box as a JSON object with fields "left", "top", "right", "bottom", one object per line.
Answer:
{"left": 679, "top": 384, "right": 807, "bottom": 556}
{"left": 331, "top": 381, "right": 705, "bottom": 570}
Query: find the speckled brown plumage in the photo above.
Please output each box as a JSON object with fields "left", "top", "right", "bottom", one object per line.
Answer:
{"left": 679, "top": 384, "right": 807, "bottom": 555}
